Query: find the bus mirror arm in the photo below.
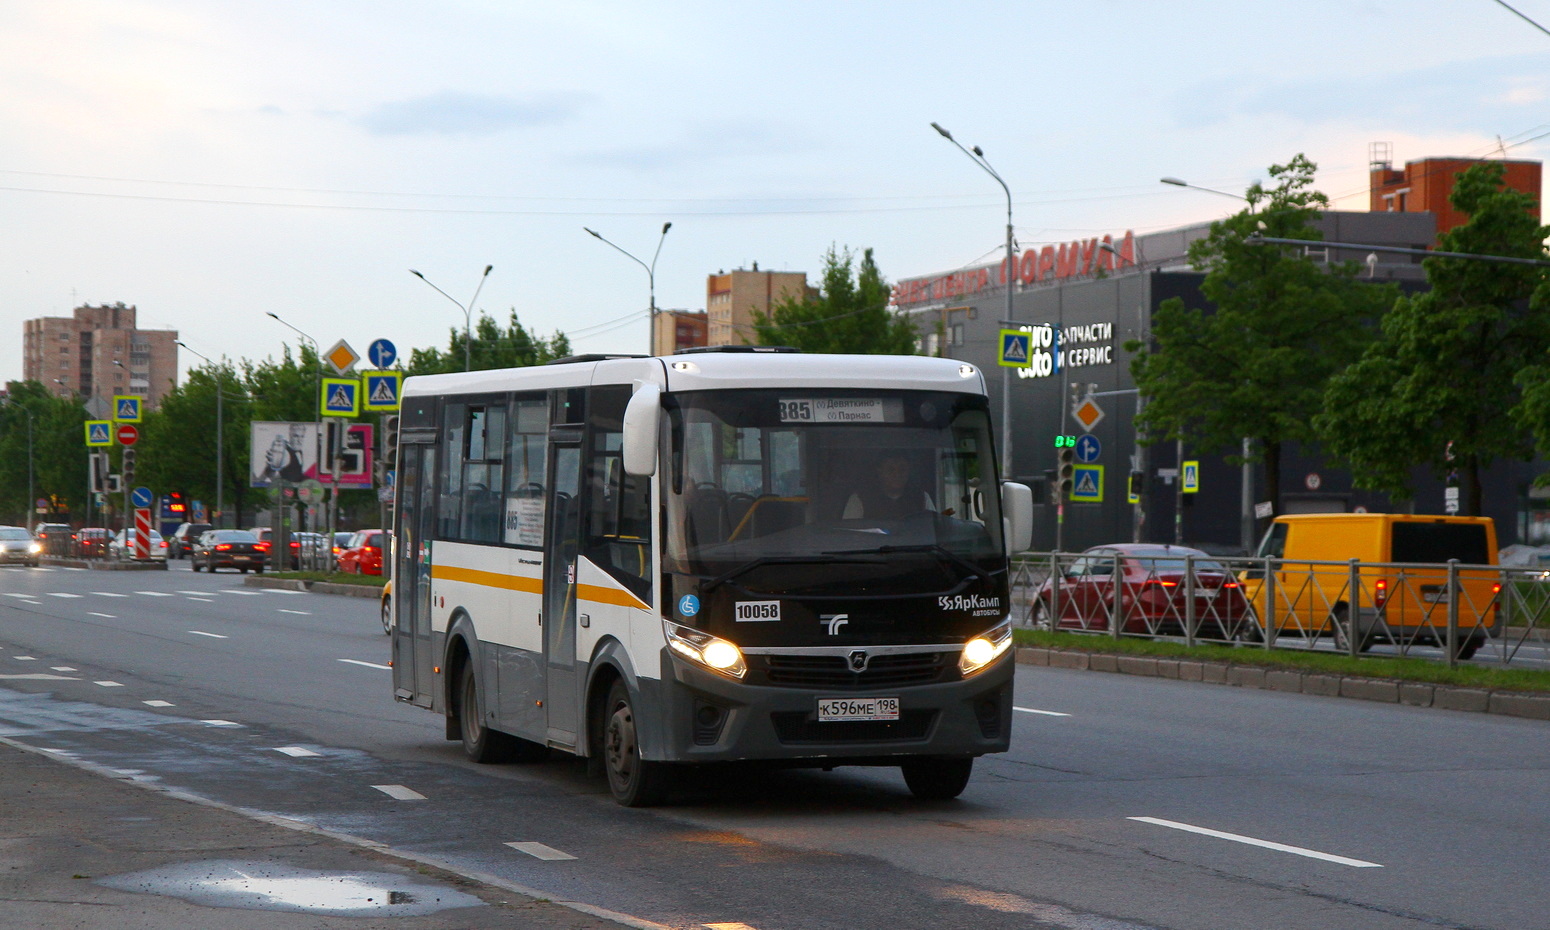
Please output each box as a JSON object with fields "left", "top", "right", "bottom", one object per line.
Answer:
{"left": 1001, "top": 481, "right": 1033, "bottom": 553}
{"left": 623, "top": 382, "right": 662, "bottom": 477}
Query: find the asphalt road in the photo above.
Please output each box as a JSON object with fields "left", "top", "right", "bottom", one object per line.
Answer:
{"left": 2, "top": 561, "right": 1547, "bottom": 930}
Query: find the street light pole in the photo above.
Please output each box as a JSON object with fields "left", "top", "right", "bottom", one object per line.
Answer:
{"left": 583, "top": 223, "right": 672, "bottom": 355}
{"left": 932, "top": 122, "right": 1016, "bottom": 481}
{"left": 2, "top": 400, "right": 35, "bottom": 532}
{"left": 177, "top": 342, "right": 224, "bottom": 526}
{"left": 1161, "top": 176, "right": 1257, "bottom": 551}
{"left": 265, "top": 312, "right": 324, "bottom": 569}
{"left": 410, "top": 265, "right": 493, "bottom": 372}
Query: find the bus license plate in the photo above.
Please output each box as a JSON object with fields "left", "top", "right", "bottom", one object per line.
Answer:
{"left": 818, "top": 697, "right": 900, "bottom": 722}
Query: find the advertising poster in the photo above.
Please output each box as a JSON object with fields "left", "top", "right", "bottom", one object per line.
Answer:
{"left": 250, "top": 422, "right": 376, "bottom": 489}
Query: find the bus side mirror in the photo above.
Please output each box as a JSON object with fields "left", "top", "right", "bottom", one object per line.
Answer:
{"left": 622, "top": 382, "right": 661, "bottom": 477}
{"left": 1001, "top": 481, "right": 1033, "bottom": 554}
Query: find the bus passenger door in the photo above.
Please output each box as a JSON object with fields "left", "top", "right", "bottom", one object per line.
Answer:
{"left": 393, "top": 443, "right": 437, "bottom": 707}
{"left": 542, "top": 436, "right": 583, "bottom": 745}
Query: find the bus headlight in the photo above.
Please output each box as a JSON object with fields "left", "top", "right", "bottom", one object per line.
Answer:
{"left": 663, "top": 620, "right": 747, "bottom": 679}
{"left": 959, "top": 620, "right": 1013, "bottom": 676}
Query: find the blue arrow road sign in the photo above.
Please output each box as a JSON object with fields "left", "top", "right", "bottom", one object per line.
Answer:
{"left": 1075, "top": 433, "right": 1102, "bottom": 464}
{"left": 130, "top": 486, "right": 153, "bottom": 508}
{"left": 368, "top": 338, "right": 397, "bottom": 368}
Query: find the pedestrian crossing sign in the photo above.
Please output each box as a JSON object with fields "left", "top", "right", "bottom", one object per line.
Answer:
{"left": 1182, "top": 460, "right": 1200, "bottom": 494}
{"left": 998, "top": 329, "right": 1032, "bottom": 368}
{"left": 85, "top": 420, "right": 113, "bottom": 447}
{"left": 362, "top": 370, "right": 402, "bottom": 412}
{"left": 321, "top": 377, "right": 361, "bottom": 418}
{"left": 1071, "top": 464, "right": 1103, "bottom": 502}
{"left": 112, "top": 395, "right": 142, "bottom": 423}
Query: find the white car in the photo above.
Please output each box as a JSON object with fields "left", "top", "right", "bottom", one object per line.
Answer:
{"left": 0, "top": 525, "right": 41, "bottom": 567}
{"left": 109, "top": 529, "right": 168, "bottom": 562}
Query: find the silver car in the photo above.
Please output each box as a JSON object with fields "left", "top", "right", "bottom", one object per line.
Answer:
{"left": 0, "top": 526, "right": 41, "bottom": 567}
{"left": 109, "top": 529, "right": 168, "bottom": 562}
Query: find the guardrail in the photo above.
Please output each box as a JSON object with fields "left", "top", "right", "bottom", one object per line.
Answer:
{"left": 1011, "top": 552, "right": 1550, "bottom": 668}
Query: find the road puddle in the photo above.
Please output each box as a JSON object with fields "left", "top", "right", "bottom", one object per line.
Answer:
{"left": 97, "top": 860, "right": 484, "bottom": 916}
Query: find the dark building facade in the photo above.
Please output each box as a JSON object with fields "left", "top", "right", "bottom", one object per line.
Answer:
{"left": 895, "top": 208, "right": 1550, "bottom": 553}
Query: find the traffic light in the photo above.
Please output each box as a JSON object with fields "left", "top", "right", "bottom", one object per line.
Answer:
{"left": 1056, "top": 446, "right": 1075, "bottom": 498}
{"left": 381, "top": 414, "right": 400, "bottom": 469}
{"left": 122, "top": 448, "right": 137, "bottom": 483}
{"left": 1128, "top": 470, "right": 1145, "bottom": 498}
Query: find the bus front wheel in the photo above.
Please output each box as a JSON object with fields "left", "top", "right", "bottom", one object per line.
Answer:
{"left": 603, "top": 679, "right": 669, "bottom": 807}
{"left": 901, "top": 757, "right": 973, "bottom": 801}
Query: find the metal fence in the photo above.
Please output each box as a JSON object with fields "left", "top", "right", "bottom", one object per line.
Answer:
{"left": 1011, "top": 551, "right": 1550, "bottom": 669}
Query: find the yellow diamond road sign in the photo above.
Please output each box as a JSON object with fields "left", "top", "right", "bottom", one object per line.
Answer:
{"left": 1073, "top": 396, "right": 1104, "bottom": 432}
{"left": 325, "top": 339, "right": 360, "bottom": 375}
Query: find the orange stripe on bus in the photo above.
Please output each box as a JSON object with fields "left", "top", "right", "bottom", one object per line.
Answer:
{"left": 577, "top": 583, "right": 651, "bottom": 611}
{"left": 432, "top": 565, "right": 543, "bottom": 594}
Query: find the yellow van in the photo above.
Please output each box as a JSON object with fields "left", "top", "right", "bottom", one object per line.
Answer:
{"left": 1240, "top": 513, "right": 1500, "bottom": 659}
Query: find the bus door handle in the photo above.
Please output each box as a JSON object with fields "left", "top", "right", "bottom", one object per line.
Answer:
{"left": 537, "top": 611, "right": 542, "bottom": 627}
{"left": 580, "top": 613, "right": 590, "bottom": 628}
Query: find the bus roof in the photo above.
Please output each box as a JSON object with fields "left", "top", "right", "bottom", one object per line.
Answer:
{"left": 402, "top": 353, "right": 988, "bottom": 398}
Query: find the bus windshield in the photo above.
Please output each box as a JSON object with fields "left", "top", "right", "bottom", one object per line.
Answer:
{"left": 662, "top": 388, "right": 1004, "bottom": 583}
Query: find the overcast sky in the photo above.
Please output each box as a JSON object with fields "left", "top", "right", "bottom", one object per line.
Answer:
{"left": 3, "top": 0, "right": 1548, "bottom": 385}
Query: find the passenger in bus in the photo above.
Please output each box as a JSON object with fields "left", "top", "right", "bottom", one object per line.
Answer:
{"left": 843, "top": 454, "right": 936, "bottom": 519}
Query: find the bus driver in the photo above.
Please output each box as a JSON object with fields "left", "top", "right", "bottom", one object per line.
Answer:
{"left": 843, "top": 453, "right": 936, "bottom": 519}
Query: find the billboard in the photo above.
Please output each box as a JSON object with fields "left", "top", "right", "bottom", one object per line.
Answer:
{"left": 250, "top": 421, "right": 375, "bottom": 489}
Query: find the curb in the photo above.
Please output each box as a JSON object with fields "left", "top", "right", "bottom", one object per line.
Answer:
{"left": 40, "top": 557, "right": 166, "bottom": 571}
{"left": 242, "top": 576, "right": 383, "bottom": 598}
{"left": 1015, "top": 646, "right": 1550, "bottom": 722}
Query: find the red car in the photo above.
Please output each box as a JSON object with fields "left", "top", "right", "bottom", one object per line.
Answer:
{"left": 1034, "top": 544, "right": 1252, "bottom": 640}
{"left": 336, "top": 529, "right": 387, "bottom": 575}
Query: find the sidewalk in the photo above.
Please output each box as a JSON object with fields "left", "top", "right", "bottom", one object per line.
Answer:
{"left": 0, "top": 738, "right": 640, "bottom": 930}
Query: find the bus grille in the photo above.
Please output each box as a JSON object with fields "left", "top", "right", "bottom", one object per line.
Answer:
{"left": 770, "top": 710, "right": 936, "bottom": 745}
{"left": 758, "top": 652, "right": 953, "bottom": 689}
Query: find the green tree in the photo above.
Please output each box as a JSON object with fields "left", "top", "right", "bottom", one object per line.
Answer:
{"left": 1128, "top": 154, "right": 1396, "bottom": 516}
{"left": 0, "top": 382, "right": 91, "bottom": 523}
{"left": 137, "top": 361, "right": 255, "bottom": 528}
{"left": 1319, "top": 162, "right": 1549, "bottom": 515}
{"left": 406, "top": 310, "right": 571, "bottom": 375}
{"left": 750, "top": 246, "right": 918, "bottom": 354}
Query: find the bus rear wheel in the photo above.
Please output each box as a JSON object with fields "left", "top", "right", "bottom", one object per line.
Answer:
{"left": 458, "top": 664, "right": 519, "bottom": 763}
{"left": 603, "top": 679, "right": 669, "bottom": 807}
{"left": 901, "top": 757, "right": 974, "bottom": 801}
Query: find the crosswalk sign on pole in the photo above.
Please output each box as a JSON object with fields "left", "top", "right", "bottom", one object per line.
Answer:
{"left": 321, "top": 377, "right": 361, "bottom": 417}
{"left": 998, "top": 329, "right": 1032, "bottom": 368}
{"left": 1071, "top": 464, "right": 1104, "bottom": 502}
{"left": 1182, "top": 460, "right": 1200, "bottom": 494}
{"left": 85, "top": 421, "right": 113, "bottom": 447}
{"left": 112, "top": 395, "right": 142, "bottom": 423}
{"left": 362, "top": 370, "right": 403, "bottom": 412}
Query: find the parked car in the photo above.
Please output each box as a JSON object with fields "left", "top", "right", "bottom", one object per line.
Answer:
{"left": 248, "top": 526, "right": 304, "bottom": 567}
{"left": 332, "top": 531, "right": 354, "bottom": 559}
{"left": 190, "top": 529, "right": 266, "bottom": 573}
{"left": 336, "top": 529, "right": 387, "bottom": 575}
{"left": 168, "top": 522, "right": 213, "bottom": 559}
{"left": 109, "top": 529, "right": 168, "bottom": 562}
{"left": 34, "top": 523, "right": 74, "bottom": 556}
{"left": 0, "top": 525, "right": 41, "bottom": 566}
{"left": 75, "top": 527, "right": 112, "bottom": 559}
{"left": 1034, "top": 544, "right": 1252, "bottom": 639}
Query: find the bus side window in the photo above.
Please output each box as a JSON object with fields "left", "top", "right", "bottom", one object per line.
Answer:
{"left": 504, "top": 395, "right": 548, "bottom": 547}
{"left": 461, "top": 405, "right": 505, "bottom": 544}
{"left": 439, "top": 403, "right": 465, "bottom": 539}
{"left": 585, "top": 385, "right": 652, "bottom": 600}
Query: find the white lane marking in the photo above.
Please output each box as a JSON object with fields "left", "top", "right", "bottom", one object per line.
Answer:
{"left": 136, "top": 591, "right": 174, "bottom": 597}
{"left": 92, "top": 592, "right": 129, "bottom": 597}
{"left": 339, "top": 659, "right": 391, "bottom": 670}
{"left": 505, "top": 842, "right": 577, "bottom": 861}
{"left": 264, "top": 589, "right": 307, "bottom": 595}
{"left": 373, "top": 784, "right": 427, "bottom": 801}
{"left": 13, "top": 656, "right": 36, "bottom": 661}
{"left": 46, "top": 592, "right": 83, "bottom": 598}
{"left": 188, "top": 630, "right": 229, "bottom": 639}
{"left": 51, "top": 666, "right": 76, "bottom": 671}
{"left": 705, "top": 924, "right": 761, "bottom": 930}
{"left": 201, "top": 719, "right": 244, "bottom": 728}
{"left": 143, "top": 700, "right": 175, "bottom": 707}
{"left": 274, "top": 746, "right": 321, "bottom": 757}
{"left": 278, "top": 609, "right": 312, "bottom": 615}
{"left": 222, "top": 590, "right": 263, "bottom": 596}
{"left": 177, "top": 590, "right": 209, "bottom": 595}
{"left": 186, "top": 597, "right": 214, "bottom": 603}
{"left": 1014, "top": 706, "right": 1072, "bottom": 717}
{"left": 1128, "top": 817, "right": 1383, "bottom": 868}
{"left": 88, "top": 612, "right": 117, "bottom": 618}
{"left": 94, "top": 681, "right": 125, "bottom": 688}
{"left": 2, "top": 593, "right": 38, "bottom": 599}
{"left": 0, "top": 673, "right": 80, "bottom": 680}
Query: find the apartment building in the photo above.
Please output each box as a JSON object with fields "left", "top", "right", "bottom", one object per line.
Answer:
{"left": 22, "top": 303, "right": 178, "bottom": 408}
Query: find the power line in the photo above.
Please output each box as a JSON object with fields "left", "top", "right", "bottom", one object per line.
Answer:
{"left": 1490, "top": 0, "right": 1550, "bottom": 38}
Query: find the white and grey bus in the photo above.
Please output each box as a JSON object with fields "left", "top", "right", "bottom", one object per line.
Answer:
{"left": 389, "top": 348, "right": 1033, "bottom": 805}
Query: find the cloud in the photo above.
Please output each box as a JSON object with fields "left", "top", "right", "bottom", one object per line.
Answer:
{"left": 358, "top": 90, "right": 588, "bottom": 136}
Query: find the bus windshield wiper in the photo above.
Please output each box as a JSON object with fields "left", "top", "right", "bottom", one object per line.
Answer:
{"left": 702, "top": 554, "right": 881, "bottom": 592}
{"left": 866, "top": 544, "right": 996, "bottom": 587}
